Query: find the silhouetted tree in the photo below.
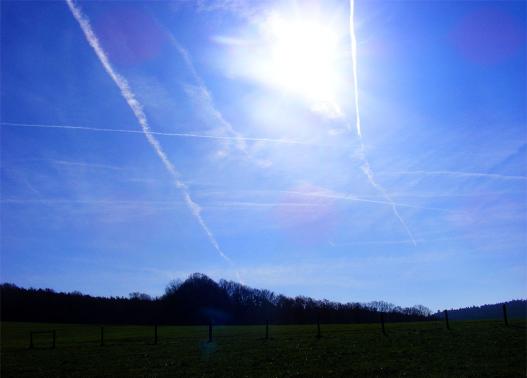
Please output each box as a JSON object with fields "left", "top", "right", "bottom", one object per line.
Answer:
{"left": 1, "top": 273, "right": 437, "bottom": 325}
{"left": 432, "top": 300, "right": 526, "bottom": 320}
{"left": 129, "top": 292, "right": 153, "bottom": 301}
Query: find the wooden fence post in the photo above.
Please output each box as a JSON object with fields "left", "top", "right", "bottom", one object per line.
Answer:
{"left": 208, "top": 321, "right": 213, "bottom": 343}
{"left": 503, "top": 304, "right": 509, "bottom": 327}
{"left": 444, "top": 310, "right": 450, "bottom": 330}
{"left": 381, "top": 313, "right": 386, "bottom": 336}
{"left": 154, "top": 324, "right": 158, "bottom": 344}
{"left": 316, "top": 316, "right": 321, "bottom": 338}
{"left": 265, "top": 320, "right": 269, "bottom": 340}
{"left": 100, "top": 327, "right": 104, "bottom": 346}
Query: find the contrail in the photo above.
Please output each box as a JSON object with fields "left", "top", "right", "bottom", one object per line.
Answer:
{"left": 359, "top": 160, "right": 417, "bottom": 244}
{"left": 168, "top": 37, "right": 248, "bottom": 153}
{"left": 278, "top": 190, "right": 454, "bottom": 213}
{"left": 198, "top": 189, "right": 455, "bottom": 212}
{"left": 349, "top": 0, "right": 361, "bottom": 138}
{"left": 379, "top": 170, "right": 527, "bottom": 181}
{"left": 51, "top": 159, "right": 125, "bottom": 171}
{"left": 0, "top": 121, "right": 315, "bottom": 145}
{"left": 65, "top": 0, "right": 233, "bottom": 263}
{"left": 349, "top": 0, "right": 416, "bottom": 245}
{"left": 169, "top": 35, "right": 273, "bottom": 176}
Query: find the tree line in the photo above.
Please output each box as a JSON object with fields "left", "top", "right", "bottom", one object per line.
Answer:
{"left": 1, "top": 273, "right": 431, "bottom": 325}
{"left": 432, "top": 300, "right": 526, "bottom": 321}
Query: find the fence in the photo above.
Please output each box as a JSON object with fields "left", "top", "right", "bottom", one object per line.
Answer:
{"left": 24, "top": 305, "right": 516, "bottom": 349}
{"left": 29, "top": 330, "right": 56, "bottom": 349}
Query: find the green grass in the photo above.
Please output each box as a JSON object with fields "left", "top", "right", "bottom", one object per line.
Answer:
{"left": 1, "top": 320, "right": 525, "bottom": 377}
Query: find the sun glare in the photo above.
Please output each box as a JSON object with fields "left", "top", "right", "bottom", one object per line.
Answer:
{"left": 262, "top": 13, "right": 343, "bottom": 118}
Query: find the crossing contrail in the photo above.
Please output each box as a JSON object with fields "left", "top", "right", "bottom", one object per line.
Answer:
{"left": 0, "top": 121, "right": 315, "bottom": 146}
{"left": 168, "top": 37, "right": 249, "bottom": 153}
{"left": 65, "top": 0, "right": 234, "bottom": 263}
{"left": 349, "top": 0, "right": 416, "bottom": 245}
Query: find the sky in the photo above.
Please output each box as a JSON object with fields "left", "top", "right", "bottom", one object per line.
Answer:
{"left": 1, "top": 0, "right": 526, "bottom": 312}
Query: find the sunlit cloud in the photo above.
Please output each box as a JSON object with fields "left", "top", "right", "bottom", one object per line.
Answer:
{"left": 210, "top": 35, "right": 249, "bottom": 46}
{"left": 195, "top": 0, "right": 266, "bottom": 19}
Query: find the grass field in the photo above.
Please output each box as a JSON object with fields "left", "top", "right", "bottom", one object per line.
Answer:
{"left": 1, "top": 320, "right": 525, "bottom": 377}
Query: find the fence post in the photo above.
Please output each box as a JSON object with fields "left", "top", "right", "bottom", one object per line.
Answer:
{"left": 444, "top": 310, "right": 450, "bottom": 330}
{"left": 100, "top": 327, "right": 104, "bottom": 346}
{"left": 154, "top": 324, "right": 158, "bottom": 345}
{"left": 503, "top": 304, "right": 509, "bottom": 327}
{"left": 381, "top": 313, "right": 386, "bottom": 336}
{"left": 208, "top": 321, "right": 213, "bottom": 343}
{"left": 265, "top": 320, "right": 269, "bottom": 340}
{"left": 316, "top": 315, "right": 321, "bottom": 338}
{"left": 29, "top": 332, "right": 33, "bottom": 349}
{"left": 52, "top": 330, "right": 56, "bottom": 349}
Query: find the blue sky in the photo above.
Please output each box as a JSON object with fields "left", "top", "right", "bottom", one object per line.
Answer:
{"left": 1, "top": 0, "right": 525, "bottom": 311}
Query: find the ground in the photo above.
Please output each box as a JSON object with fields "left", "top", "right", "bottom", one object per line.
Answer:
{"left": 1, "top": 320, "right": 525, "bottom": 377}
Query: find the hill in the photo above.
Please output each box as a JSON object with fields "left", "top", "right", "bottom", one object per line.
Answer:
{"left": 432, "top": 300, "right": 526, "bottom": 320}
{"left": 1, "top": 273, "right": 430, "bottom": 325}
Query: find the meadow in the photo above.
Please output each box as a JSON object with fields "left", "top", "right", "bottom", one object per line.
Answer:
{"left": 1, "top": 320, "right": 525, "bottom": 377}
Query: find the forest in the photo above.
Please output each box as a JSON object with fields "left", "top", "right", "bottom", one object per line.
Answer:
{"left": 432, "top": 300, "right": 527, "bottom": 320}
{"left": 1, "top": 273, "right": 431, "bottom": 325}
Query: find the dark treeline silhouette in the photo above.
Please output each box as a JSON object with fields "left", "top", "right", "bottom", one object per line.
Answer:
{"left": 432, "top": 300, "right": 526, "bottom": 321}
{"left": 1, "top": 273, "right": 431, "bottom": 325}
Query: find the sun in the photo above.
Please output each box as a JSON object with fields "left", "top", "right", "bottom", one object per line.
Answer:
{"left": 217, "top": 5, "right": 348, "bottom": 120}
{"left": 261, "top": 13, "right": 344, "bottom": 118}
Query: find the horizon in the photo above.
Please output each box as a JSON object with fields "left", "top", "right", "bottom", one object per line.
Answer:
{"left": 1, "top": 0, "right": 526, "bottom": 312}
{"left": 2, "top": 274, "right": 526, "bottom": 315}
